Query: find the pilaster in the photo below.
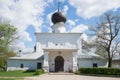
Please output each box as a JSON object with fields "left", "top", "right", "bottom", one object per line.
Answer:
{"left": 72, "top": 52, "right": 78, "bottom": 72}
{"left": 43, "top": 51, "right": 49, "bottom": 72}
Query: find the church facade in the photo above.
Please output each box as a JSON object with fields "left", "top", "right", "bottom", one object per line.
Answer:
{"left": 7, "top": 10, "right": 107, "bottom": 72}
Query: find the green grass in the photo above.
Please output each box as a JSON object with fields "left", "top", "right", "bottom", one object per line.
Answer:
{"left": 0, "top": 70, "right": 38, "bottom": 77}
{"left": 0, "top": 78, "right": 23, "bottom": 80}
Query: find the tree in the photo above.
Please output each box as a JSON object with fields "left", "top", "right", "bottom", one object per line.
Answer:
{"left": 0, "top": 19, "right": 18, "bottom": 71}
{"left": 82, "top": 39, "right": 95, "bottom": 53}
{"left": 91, "top": 12, "right": 120, "bottom": 67}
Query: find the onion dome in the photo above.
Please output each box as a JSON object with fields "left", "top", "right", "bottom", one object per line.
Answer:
{"left": 51, "top": 11, "right": 66, "bottom": 24}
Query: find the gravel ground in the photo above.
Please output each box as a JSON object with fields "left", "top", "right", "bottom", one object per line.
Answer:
{"left": 24, "top": 73, "right": 120, "bottom": 80}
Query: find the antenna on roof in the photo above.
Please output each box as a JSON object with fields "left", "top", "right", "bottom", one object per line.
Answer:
{"left": 58, "top": 1, "right": 60, "bottom": 12}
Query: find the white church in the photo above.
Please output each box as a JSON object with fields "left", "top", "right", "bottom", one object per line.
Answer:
{"left": 7, "top": 8, "right": 107, "bottom": 72}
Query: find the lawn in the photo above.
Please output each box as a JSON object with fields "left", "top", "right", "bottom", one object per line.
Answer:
{"left": 0, "top": 70, "right": 39, "bottom": 77}
{"left": 0, "top": 78, "right": 23, "bottom": 80}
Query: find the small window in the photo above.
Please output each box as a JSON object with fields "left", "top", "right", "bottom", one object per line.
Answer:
{"left": 93, "top": 63, "right": 97, "bottom": 67}
{"left": 20, "top": 64, "right": 24, "bottom": 68}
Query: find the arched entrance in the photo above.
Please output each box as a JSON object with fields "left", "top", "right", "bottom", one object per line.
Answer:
{"left": 55, "top": 56, "right": 64, "bottom": 72}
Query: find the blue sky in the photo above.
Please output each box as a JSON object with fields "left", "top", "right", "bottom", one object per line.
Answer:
{"left": 0, "top": 0, "right": 120, "bottom": 52}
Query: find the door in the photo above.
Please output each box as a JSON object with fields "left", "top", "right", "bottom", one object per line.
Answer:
{"left": 37, "top": 63, "right": 42, "bottom": 69}
{"left": 55, "top": 56, "right": 64, "bottom": 72}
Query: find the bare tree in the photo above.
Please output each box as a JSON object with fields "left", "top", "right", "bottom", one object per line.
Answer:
{"left": 91, "top": 12, "right": 120, "bottom": 67}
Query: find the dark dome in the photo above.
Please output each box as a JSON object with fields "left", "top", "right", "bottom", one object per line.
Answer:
{"left": 51, "top": 12, "right": 66, "bottom": 24}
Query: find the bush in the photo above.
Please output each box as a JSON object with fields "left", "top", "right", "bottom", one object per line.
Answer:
{"left": 23, "top": 70, "right": 35, "bottom": 73}
{"left": 34, "top": 69, "right": 44, "bottom": 75}
{"left": 77, "top": 68, "right": 120, "bottom": 75}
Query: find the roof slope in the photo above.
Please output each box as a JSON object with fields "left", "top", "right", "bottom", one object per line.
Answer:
{"left": 8, "top": 53, "right": 43, "bottom": 60}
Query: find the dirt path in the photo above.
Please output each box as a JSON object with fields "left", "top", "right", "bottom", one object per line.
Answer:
{"left": 24, "top": 73, "right": 120, "bottom": 80}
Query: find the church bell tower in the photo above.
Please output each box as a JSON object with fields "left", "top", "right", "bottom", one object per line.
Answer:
{"left": 51, "top": 3, "right": 67, "bottom": 33}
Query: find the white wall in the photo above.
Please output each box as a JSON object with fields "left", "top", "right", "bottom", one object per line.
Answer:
{"left": 7, "top": 59, "right": 43, "bottom": 71}
{"left": 35, "top": 33, "right": 82, "bottom": 54}
{"left": 77, "top": 58, "right": 107, "bottom": 68}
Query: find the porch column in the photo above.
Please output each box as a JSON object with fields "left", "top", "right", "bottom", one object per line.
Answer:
{"left": 43, "top": 51, "right": 49, "bottom": 72}
{"left": 72, "top": 52, "right": 78, "bottom": 72}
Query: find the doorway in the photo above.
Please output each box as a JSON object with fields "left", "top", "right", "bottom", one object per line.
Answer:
{"left": 55, "top": 56, "right": 64, "bottom": 72}
{"left": 37, "top": 63, "right": 42, "bottom": 69}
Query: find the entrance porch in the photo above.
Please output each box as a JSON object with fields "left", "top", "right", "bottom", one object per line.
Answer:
{"left": 43, "top": 49, "right": 78, "bottom": 72}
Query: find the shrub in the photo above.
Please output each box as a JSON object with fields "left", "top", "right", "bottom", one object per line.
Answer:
{"left": 34, "top": 69, "right": 44, "bottom": 75}
{"left": 24, "top": 70, "right": 35, "bottom": 73}
{"left": 77, "top": 68, "right": 120, "bottom": 75}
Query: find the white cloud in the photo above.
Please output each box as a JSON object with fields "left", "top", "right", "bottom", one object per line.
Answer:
{"left": 69, "top": 24, "right": 88, "bottom": 42}
{"left": 10, "top": 41, "right": 34, "bottom": 53}
{"left": 19, "top": 31, "right": 32, "bottom": 42}
{"left": 81, "top": 34, "right": 88, "bottom": 41}
{"left": 47, "top": 12, "right": 53, "bottom": 32}
{"left": 70, "top": 24, "right": 96, "bottom": 43}
{"left": 82, "top": 34, "right": 96, "bottom": 43}
{"left": 63, "top": 5, "right": 69, "bottom": 14}
{"left": 67, "top": 19, "right": 76, "bottom": 29}
{"left": 70, "top": 24, "right": 88, "bottom": 33}
{"left": 0, "top": 0, "right": 53, "bottom": 52}
{"left": 47, "top": 12, "right": 54, "bottom": 26}
{"left": 69, "top": 0, "right": 120, "bottom": 18}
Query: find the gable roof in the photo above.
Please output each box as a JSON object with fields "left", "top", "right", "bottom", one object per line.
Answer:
{"left": 8, "top": 53, "right": 44, "bottom": 60}
{"left": 78, "top": 53, "right": 103, "bottom": 59}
